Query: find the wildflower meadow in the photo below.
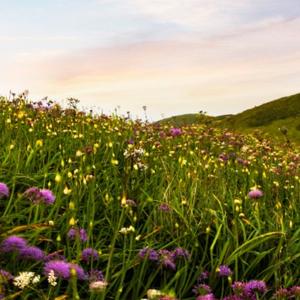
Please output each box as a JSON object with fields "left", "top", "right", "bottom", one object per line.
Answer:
{"left": 0, "top": 95, "right": 300, "bottom": 299}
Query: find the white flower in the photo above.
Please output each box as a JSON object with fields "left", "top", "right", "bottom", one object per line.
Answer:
{"left": 47, "top": 270, "right": 57, "bottom": 287}
{"left": 89, "top": 280, "right": 108, "bottom": 293}
{"left": 13, "top": 272, "right": 37, "bottom": 289}
{"left": 147, "top": 289, "right": 163, "bottom": 299}
{"left": 32, "top": 275, "right": 40, "bottom": 284}
{"left": 119, "top": 225, "right": 135, "bottom": 235}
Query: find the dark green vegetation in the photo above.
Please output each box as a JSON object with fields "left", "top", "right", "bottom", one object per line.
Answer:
{"left": 159, "top": 93, "right": 300, "bottom": 144}
{"left": 0, "top": 95, "right": 300, "bottom": 299}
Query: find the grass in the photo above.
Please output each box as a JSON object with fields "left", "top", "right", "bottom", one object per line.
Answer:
{"left": 0, "top": 95, "right": 300, "bottom": 299}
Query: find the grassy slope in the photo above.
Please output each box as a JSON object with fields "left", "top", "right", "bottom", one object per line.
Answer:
{"left": 158, "top": 93, "right": 300, "bottom": 143}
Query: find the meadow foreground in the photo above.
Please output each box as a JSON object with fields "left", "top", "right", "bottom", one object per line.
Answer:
{"left": 0, "top": 97, "right": 300, "bottom": 299}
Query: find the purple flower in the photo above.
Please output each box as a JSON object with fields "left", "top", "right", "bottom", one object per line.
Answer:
{"left": 290, "top": 286, "right": 300, "bottom": 296}
{"left": 88, "top": 269, "right": 104, "bottom": 282}
{"left": 81, "top": 248, "right": 99, "bottom": 263}
{"left": 274, "top": 288, "right": 290, "bottom": 299}
{"left": 196, "top": 293, "right": 215, "bottom": 300}
{"left": 248, "top": 189, "right": 263, "bottom": 199}
{"left": 79, "top": 229, "right": 88, "bottom": 241}
{"left": 19, "top": 245, "right": 45, "bottom": 261}
{"left": 67, "top": 227, "right": 88, "bottom": 242}
{"left": 0, "top": 269, "right": 13, "bottom": 282}
{"left": 39, "top": 189, "right": 55, "bottom": 205}
{"left": 24, "top": 187, "right": 55, "bottom": 205}
{"left": 0, "top": 183, "right": 9, "bottom": 198}
{"left": 159, "top": 203, "right": 171, "bottom": 212}
{"left": 218, "top": 265, "right": 232, "bottom": 277}
{"left": 44, "top": 260, "right": 71, "bottom": 280}
{"left": 170, "top": 128, "right": 182, "bottom": 137}
{"left": 138, "top": 247, "right": 159, "bottom": 261}
{"left": 197, "top": 271, "right": 209, "bottom": 283}
{"left": 171, "top": 247, "right": 190, "bottom": 260}
{"left": 159, "top": 249, "right": 176, "bottom": 271}
{"left": 232, "top": 281, "right": 246, "bottom": 296}
{"left": 244, "top": 280, "right": 267, "bottom": 297}
{"left": 44, "top": 260, "right": 87, "bottom": 280}
{"left": 24, "top": 187, "right": 43, "bottom": 203}
{"left": 0, "top": 235, "right": 27, "bottom": 252}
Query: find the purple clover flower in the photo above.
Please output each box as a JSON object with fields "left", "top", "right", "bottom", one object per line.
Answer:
{"left": 0, "top": 235, "right": 27, "bottom": 252}
{"left": 159, "top": 249, "right": 176, "bottom": 271}
{"left": 218, "top": 265, "right": 232, "bottom": 277}
{"left": 19, "top": 245, "right": 45, "bottom": 261}
{"left": 24, "top": 187, "right": 42, "bottom": 203}
{"left": 0, "top": 183, "right": 9, "bottom": 198}
{"left": 39, "top": 189, "right": 56, "bottom": 205}
{"left": 248, "top": 189, "right": 263, "bottom": 199}
{"left": 138, "top": 247, "right": 159, "bottom": 261}
{"left": 44, "top": 260, "right": 87, "bottom": 280}
{"left": 67, "top": 227, "right": 88, "bottom": 242}
{"left": 170, "top": 128, "right": 182, "bottom": 137}
{"left": 24, "top": 187, "right": 55, "bottom": 205}
{"left": 44, "top": 260, "right": 71, "bottom": 279}
{"left": 81, "top": 248, "right": 99, "bottom": 263}
{"left": 244, "top": 280, "right": 267, "bottom": 297}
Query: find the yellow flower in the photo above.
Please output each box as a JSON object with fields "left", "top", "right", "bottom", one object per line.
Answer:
{"left": 55, "top": 173, "right": 62, "bottom": 183}
{"left": 69, "top": 217, "right": 76, "bottom": 226}
{"left": 63, "top": 186, "right": 72, "bottom": 195}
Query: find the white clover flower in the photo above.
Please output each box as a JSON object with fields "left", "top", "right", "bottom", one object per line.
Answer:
{"left": 13, "top": 272, "right": 37, "bottom": 289}
{"left": 47, "top": 270, "right": 57, "bottom": 287}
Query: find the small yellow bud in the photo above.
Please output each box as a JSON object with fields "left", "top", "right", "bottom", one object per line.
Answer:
{"left": 69, "top": 202, "right": 75, "bottom": 210}
{"left": 70, "top": 268, "right": 77, "bottom": 277}
{"left": 56, "top": 234, "right": 61, "bottom": 242}
{"left": 69, "top": 217, "right": 76, "bottom": 226}
{"left": 64, "top": 186, "right": 72, "bottom": 195}
{"left": 35, "top": 139, "right": 43, "bottom": 147}
{"left": 55, "top": 174, "right": 62, "bottom": 183}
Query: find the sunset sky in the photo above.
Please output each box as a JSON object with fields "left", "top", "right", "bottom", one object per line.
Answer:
{"left": 0, "top": 0, "right": 299, "bottom": 120}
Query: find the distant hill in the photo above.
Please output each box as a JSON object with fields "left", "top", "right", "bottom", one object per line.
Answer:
{"left": 158, "top": 93, "right": 300, "bottom": 143}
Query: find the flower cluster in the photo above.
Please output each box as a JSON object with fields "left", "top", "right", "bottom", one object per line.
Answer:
{"left": 0, "top": 236, "right": 45, "bottom": 261}
{"left": 13, "top": 272, "right": 40, "bottom": 289}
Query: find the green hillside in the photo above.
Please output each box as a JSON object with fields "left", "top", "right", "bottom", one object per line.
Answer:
{"left": 158, "top": 93, "right": 300, "bottom": 144}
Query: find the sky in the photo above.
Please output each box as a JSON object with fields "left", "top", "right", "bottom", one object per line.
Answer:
{"left": 0, "top": 0, "right": 299, "bottom": 120}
